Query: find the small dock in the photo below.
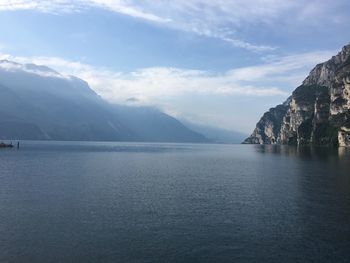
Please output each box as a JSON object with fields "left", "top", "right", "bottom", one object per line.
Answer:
{"left": 0, "top": 141, "right": 19, "bottom": 148}
{"left": 0, "top": 142, "right": 14, "bottom": 148}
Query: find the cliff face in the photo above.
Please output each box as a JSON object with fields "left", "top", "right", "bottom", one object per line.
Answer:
{"left": 244, "top": 43, "right": 350, "bottom": 146}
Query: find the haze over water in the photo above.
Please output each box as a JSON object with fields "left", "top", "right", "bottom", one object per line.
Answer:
{"left": 1, "top": 142, "right": 350, "bottom": 262}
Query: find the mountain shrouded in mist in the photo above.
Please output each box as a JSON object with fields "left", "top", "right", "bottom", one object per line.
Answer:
{"left": 0, "top": 60, "right": 208, "bottom": 143}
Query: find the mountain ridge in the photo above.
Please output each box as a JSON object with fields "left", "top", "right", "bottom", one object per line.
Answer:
{"left": 0, "top": 60, "right": 208, "bottom": 143}
{"left": 244, "top": 43, "right": 350, "bottom": 146}
{"left": 181, "top": 119, "right": 247, "bottom": 144}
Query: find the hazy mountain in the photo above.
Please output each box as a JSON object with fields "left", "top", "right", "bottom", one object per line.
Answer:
{"left": 244, "top": 43, "right": 350, "bottom": 146}
{"left": 0, "top": 60, "right": 208, "bottom": 143}
{"left": 181, "top": 120, "right": 247, "bottom": 144}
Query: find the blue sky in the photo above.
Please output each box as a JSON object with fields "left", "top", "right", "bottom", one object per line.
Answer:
{"left": 0, "top": 0, "right": 349, "bottom": 133}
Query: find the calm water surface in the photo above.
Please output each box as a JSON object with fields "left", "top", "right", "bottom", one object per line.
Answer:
{"left": 0, "top": 142, "right": 350, "bottom": 262}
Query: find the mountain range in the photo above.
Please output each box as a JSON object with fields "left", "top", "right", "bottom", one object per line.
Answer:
{"left": 181, "top": 120, "right": 247, "bottom": 144}
{"left": 0, "top": 60, "right": 208, "bottom": 143}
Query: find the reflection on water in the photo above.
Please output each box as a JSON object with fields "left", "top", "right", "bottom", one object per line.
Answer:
{"left": 255, "top": 144, "right": 350, "bottom": 161}
{"left": 338, "top": 146, "right": 350, "bottom": 158}
{"left": 0, "top": 142, "right": 350, "bottom": 262}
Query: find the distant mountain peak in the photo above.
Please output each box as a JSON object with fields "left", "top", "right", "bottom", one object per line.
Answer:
{"left": 0, "top": 59, "right": 64, "bottom": 79}
{"left": 302, "top": 43, "right": 350, "bottom": 87}
{"left": 24, "top": 63, "right": 61, "bottom": 75}
{"left": 0, "top": 59, "right": 22, "bottom": 70}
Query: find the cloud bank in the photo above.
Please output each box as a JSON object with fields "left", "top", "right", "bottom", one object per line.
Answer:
{"left": 0, "top": 49, "right": 336, "bottom": 104}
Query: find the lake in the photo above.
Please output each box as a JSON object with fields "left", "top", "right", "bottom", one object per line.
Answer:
{"left": 1, "top": 142, "right": 350, "bottom": 262}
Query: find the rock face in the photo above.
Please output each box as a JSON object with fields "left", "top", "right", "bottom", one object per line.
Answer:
{"left": 244, "top": 43, "right": 350, "bottom": 146}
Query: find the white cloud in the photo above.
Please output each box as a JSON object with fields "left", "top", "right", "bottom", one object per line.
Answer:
{"left": 0, "top": 59, "right": 66, "bottom": 78}
{"left": 3, "top": 0, "right": 348, "bottom": 52}
{"left": 0, "top": 48, "right": 337, "bottom": 132}
{"left": 226, "top": 50, "right": 337, "bottom": 82}
{"left": 88, "top": 0, "right": 171, "bottom": 23}
{"left": 0, "top": 0, "right": 169, "bottom": 21}
{"left": 0, "top": 49, "right": 336, "bottom": 104}
{"left": 0, "top": 0, "right": 83, "bottom": 14}
{"left": 1, "top": 1, "right": 348, "bottom": 52}
{"left": 0, "top": 53, "right": 292, "bottom": 103}
{"left": 0, "top": 0, "right": 282, "bottom": 51}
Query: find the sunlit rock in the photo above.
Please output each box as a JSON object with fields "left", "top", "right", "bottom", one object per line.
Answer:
{"left": 245, "top": 43, "right": 350, "bottom": 146}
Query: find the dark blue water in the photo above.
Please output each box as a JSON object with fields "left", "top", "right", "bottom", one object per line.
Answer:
{"left": 1, "top": 142, "right": 350, "bottom": 263}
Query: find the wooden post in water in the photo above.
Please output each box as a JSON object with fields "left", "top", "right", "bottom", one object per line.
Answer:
{"left": 17, "top": 141, "right": 20, "bottom": 149}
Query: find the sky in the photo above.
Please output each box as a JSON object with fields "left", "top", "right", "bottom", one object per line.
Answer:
{"left": 0, "top": 0, "right": 349, "bottom": 133}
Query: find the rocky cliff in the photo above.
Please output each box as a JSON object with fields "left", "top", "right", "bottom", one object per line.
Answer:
{"left": 244, "top": 43, "right": 350, "bottom": 146}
